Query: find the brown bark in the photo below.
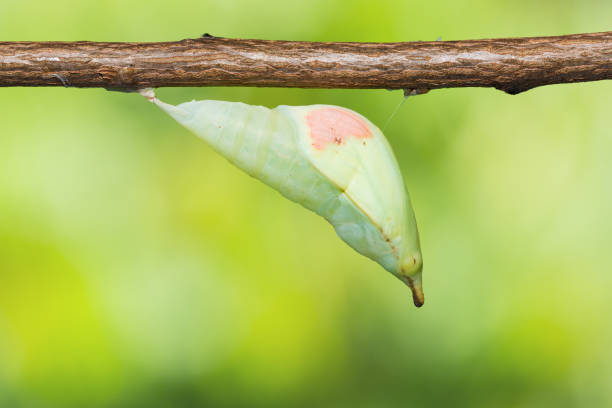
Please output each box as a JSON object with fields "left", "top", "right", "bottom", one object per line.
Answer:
{"left": 0, "top": 32, "right": 610, "bottom": 94}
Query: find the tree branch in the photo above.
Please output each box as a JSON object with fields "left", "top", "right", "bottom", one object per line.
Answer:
{"left": 0, "top": 32, "right": 610, "bottom": 94}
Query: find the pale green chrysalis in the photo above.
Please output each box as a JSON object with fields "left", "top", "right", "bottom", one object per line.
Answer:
{"left": 142, "top": 89, "right": 424, "bottom": 307}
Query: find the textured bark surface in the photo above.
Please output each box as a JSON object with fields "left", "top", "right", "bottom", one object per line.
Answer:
{"left": 0, "top": 32, "right": 610, "bottom": 94}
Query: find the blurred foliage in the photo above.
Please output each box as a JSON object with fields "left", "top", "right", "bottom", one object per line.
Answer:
{"left": 1, "top": 0, "right": 611, "bottom": 407}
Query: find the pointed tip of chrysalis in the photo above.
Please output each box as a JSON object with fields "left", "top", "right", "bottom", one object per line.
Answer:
{"left": 410, "top": 279, "right": 425, "bottom": 308}
{"left": 402, "top": 273, "right": 424, "bottom": 308}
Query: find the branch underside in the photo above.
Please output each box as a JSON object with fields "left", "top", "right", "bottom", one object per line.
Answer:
{"left": 0, "top": 32, "right": 610, "bottom": 94}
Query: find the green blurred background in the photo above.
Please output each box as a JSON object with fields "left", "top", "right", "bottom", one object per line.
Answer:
{"left": 1, "top": 1, "right": 611, "bottom": 407}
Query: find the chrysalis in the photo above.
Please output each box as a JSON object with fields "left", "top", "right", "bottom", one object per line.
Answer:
{"left": 142, "top": 90, "right": 424, "bottom": 307}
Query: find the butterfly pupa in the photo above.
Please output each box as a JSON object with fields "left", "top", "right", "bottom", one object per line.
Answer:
{"left": 141, "top": 89, "right": 424, "bottom": 307}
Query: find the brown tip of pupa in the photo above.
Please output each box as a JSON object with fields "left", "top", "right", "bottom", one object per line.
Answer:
{"left": 405, "top": 276, "right": 425, "bottom": 308}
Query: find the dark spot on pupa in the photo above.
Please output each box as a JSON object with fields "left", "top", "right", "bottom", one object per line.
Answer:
{"left": 362, "top": 141, "right": 366, "bottom": 146}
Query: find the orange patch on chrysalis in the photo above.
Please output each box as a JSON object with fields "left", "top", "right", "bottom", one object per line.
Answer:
{"left": 306, "top": 108, "right": 373, "bottom": 150}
